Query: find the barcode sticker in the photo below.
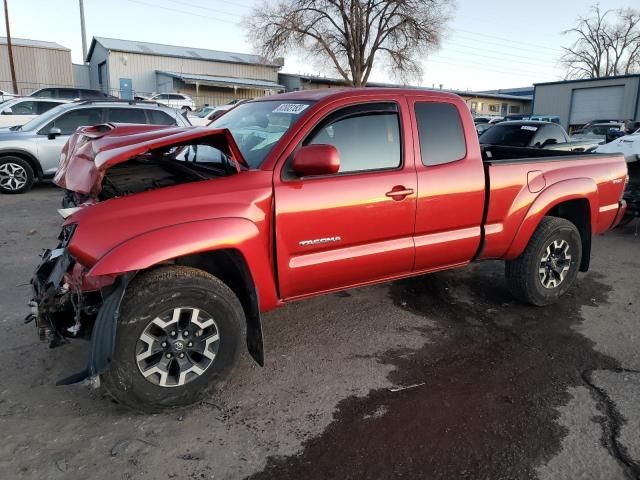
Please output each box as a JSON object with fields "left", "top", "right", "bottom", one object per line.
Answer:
{"left": 521, "top": 125, "right": 538, "bottom": 131}
{"left": 272, "top": 103, "right": 310, "bottom": 114}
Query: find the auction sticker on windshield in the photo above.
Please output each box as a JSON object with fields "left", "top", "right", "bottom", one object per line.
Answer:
{"left": 272, "top": 103, "right": 310, "bottom": 114}
{"left": 521, "top": 126, "right": 538, "bottom": 131}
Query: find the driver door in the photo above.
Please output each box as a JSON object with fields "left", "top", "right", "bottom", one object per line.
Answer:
{"left": 274, "top": 101, "right": 417, "bottom": 300}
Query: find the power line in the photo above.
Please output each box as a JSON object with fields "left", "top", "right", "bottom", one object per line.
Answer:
{"left": 125, "top": 0, "right": 232, "bottom": 23}
{"left": 455, "top": 28, "right": 564, "bottom": 54}
{"left": 162, "top": 0, "right": 244, "bottom": 18}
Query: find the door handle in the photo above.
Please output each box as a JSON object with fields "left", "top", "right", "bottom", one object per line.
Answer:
{"left": 385, "top": 186, "right": 414, "bottom": 200}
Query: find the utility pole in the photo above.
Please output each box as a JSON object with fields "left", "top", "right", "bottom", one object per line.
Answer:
{"left": 2, "top": 0, "right": 18, "bottom": 94}
{"left": 78, "top": 0, "right": 87, "bottom": 62}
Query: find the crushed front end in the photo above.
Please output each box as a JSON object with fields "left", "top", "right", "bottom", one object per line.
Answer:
{"left": 27, "top": 223, "right": 102, "bottom": 348}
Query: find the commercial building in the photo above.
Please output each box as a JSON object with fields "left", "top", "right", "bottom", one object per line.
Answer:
{"left": 279, "top": 73, "right": 532, "bottom": 117}
{"left": 0, "top": 37, "right": 73, "bottom": 95}
{"left": 533, "top": 74, "right": 640, "bottom": 130}
{"left": 86, "top": 37, "right": 284, "bottom": 106}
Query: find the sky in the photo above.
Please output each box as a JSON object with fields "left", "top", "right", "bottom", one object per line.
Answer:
{"left": 0, "top": 0, "right": 636, "bottom": 91}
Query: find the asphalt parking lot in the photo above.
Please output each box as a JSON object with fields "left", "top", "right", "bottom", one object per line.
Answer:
{"left": 1, "top": 185, "right": 639, "bottom": 480}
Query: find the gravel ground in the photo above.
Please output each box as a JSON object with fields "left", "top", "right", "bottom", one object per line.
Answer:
{"left": 1, "top": 185, "right": 639, "bottom": 480}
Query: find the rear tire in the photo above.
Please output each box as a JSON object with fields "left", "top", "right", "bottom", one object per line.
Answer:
{"left": 505, "top": 216, "right": 582, "bottom": 306}
{"left": 0, "top": 156, "right": 34, "bottom": 194}
{"left": 101, "top": 266, "right": 245, "bottom": 413}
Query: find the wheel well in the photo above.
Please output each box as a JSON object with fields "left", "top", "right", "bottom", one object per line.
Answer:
{"left": 0, "top": 151, "right": 43, "bottom": 179}
{"left": 173, "top": 249, "right": 264, "bottom": 366}
{"left": 546, "top": 199, "right": 591, "bottom": 272}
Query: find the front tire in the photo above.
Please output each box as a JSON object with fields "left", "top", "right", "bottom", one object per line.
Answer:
{"left": 0, "top": 156, "right": 34, "bottom": 194}
{"left": 102, "top": 266, "right": 245, "bottom": 412}
{"left": 505, "top": 216, "right": 582, "bottom": 306}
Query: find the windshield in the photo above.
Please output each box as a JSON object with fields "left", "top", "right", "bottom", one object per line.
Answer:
{"left": 195, "top": 107, "right": 215, "bottom": 118}
{"left": 209, "top": 100, "right": 314, "bottom": 168}
{"left": 479, "top": 124, "right": 537, "bottom": 147}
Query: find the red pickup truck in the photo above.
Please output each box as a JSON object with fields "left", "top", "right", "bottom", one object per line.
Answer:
{"left": 29, "top": 88, "right": 627, "bottom": 411}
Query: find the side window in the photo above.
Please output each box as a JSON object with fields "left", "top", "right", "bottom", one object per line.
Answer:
{"left": 58, "top": 89, "right": 79, "bottom": 100}
{"left": 170, "top": 94, "right": 184, "bottom": 100}
{"left": 414, "top": 102, "right": 466, "bottom": 166}
{"left": 106, "top": 108, "right": 148, "bottom": 124}
{"left": 148, "top": 110, "right": 178, "bottom": 125}
{"left": 8, "top": 101, "right": 38, "bottom": 114}
{"left": 306, "top": 105, "right": 401, "bottom": 173}
{"left": 37, "top": 101, "right": 62, "bottom": 114}
{"left": 156, "top": 94, "right": 169, "bottom": 100}
{"left": 46, "top": 108, "right": 103, "bottom": 135}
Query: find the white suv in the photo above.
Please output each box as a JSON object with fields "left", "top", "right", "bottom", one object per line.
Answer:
{"left": 0, "top": 97, "right": 69, "bottom": 127}
{"left": 148, "top": 93, "right": 196, "bottom": 111}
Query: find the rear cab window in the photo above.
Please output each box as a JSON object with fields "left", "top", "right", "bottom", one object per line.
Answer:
{"left": 414, "top": 102, "right": 466, "bottom": 166}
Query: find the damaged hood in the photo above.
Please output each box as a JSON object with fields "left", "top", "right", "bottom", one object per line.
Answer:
{"left": 54, "top": 123, "right": 248, "bottom": 196}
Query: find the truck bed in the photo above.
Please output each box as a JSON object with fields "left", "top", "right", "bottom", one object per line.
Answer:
{"left": 479, "top": 152, "right": 627, "bottom": 261}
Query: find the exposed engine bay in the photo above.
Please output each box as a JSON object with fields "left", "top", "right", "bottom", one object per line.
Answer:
{"left": 64, "top": 144, "right": 238, "bottom": 206}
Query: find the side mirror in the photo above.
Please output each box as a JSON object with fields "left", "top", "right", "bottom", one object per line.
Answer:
{"left": 47, "top": 127, "right": 62, "bottom": 140}
{"left": 291, "top": 144, "right": 340, "bottom": 177}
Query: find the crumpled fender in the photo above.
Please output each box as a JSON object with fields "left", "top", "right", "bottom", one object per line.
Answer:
{"left": 87, "top": 217, "right": 278, "bottom": 311}
{"left": 504, "top": 178, "right": 598, "bottom": 260}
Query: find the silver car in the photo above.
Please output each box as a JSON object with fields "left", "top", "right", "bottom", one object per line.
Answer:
{"left": 0, "top": 100, "right": 190, "bottom": 193}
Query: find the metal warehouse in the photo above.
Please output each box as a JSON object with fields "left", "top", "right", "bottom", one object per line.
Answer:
{"left": 85, "top": 37, "right": 285, "bottom": 106}
{"left": 0, "top": 37, "right": 73, "bottom": 95}
{"left": 533, "top": 74, "right": 640, "bottom": 130}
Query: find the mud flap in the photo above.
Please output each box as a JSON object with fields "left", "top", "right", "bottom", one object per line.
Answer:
{"left": 56, "top": 273, "right": 134, "bottom": 386}
{"left": 244, "top": 283, "right": 264, "bottom": 367}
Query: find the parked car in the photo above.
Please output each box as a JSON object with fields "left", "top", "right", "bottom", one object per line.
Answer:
{"left": 595, "top": 130, "right": 640, "bottom": 225}
{"left": 475, "top": 122, "right": 493, "bottom": 135}
{"left": 0, "top": 97, "right": 68, "bottom": 128}
{"left": 29, "top": 87, "right": 116, "bottom": 100}
{"left": 582, "top": 119, "right": 621, "bottom": 129}
{"left": 189, "top": 99, "right": 250, "bottom": 126}
{"left": 571, "top": 123, "right": 625, "bottom": 143}
{"left": 30, "top": 88, "right": 627, "bottom": 411}
{"left": 529, "top": 115, "right": 560, "bottom": 124}
{"left": 0, "top": 100, "right": 190, "bottom": 193}
{"left": 0, "top": 89, "right": 18, "bottom": 101}
{"left": 148, "top": 93, "right": 196, "bottom": 111}
{"left": 479, "top": 121, "right": 603, "bottom": 154}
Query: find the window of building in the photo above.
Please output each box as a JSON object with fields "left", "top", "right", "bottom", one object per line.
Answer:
{"left": 306, "top": 104, "right": 401, "bottom": 173}
{"left": 488, "top": 104, "right": 500, "bottom": 113}
{"left": 414, "top": 102, "right": 466, "bottom": 166}
{"left": 470, "top": 101, "right": 478, "bottom": 113}
{"left": 509, "top": 105, "right": 521, "bottom": 114}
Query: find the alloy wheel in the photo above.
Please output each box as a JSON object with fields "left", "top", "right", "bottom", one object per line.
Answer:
{"left": 0, "top": 162, "right": 28, "bottom": 191}
{"left": 538, "top": 239, "right": 572, "bottom": 289}
{"left": 135, "top": 307, "right": 220, "bottom": 387}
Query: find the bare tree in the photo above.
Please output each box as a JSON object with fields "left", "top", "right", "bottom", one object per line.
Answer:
{"left": 561, "top": 5, "right": 640, "bottom": 79}
{"left": 246, "top": 0, "right": 454, "bottom": 87}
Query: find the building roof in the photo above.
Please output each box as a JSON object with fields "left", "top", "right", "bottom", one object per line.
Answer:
{"left": 157, "top": 71, "right": 284, "bottom": 90}
{"left": 534, "top": 74, "right": 640, "bottom": 86}
{"left": 278, "top": 73, "right": 532, "bottom": 102}
{"left": 0, "top": 36, "right": 69, "bottom": 51}
{"left": 87, "top": 37, "right": 283, "bottom": 67}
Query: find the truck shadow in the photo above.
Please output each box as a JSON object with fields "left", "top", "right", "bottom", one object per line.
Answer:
{"left": 248, "top": 263, "right": 620, "bottom": 480}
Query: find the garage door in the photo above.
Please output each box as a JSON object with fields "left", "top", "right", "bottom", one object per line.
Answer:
{"left": 569, "top": 86, "right": 625, "bottom": 125}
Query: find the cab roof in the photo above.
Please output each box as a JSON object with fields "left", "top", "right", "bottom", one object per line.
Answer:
{"left": 252, "top": 87, "right": 463, "bottom": 103}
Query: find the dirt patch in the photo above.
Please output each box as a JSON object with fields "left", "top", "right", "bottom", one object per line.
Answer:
{"left": 249, "top": 263, "right": 621, "bottom": 480}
